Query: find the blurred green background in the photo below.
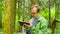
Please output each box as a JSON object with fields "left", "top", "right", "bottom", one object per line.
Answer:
{"left": 0, "top": 0, "right": 60, "bottom": 34}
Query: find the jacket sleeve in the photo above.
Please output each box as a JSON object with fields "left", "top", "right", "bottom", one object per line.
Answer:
{"left": 39, "top": 19, "right": 48, "bottom": 34}
{"left": 31, "top": 17, "right": 48, "bottom": 34}
{"left": 39, "top": 18, "right": 48, "bottom": 34}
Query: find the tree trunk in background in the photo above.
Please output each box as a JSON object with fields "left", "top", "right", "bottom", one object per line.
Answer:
{"left": 31, "top": 0, "right": 39, "bottom": 5}
{"left": 0, "top": 0, "right": 2, "bottom": 28}
{"left": 55, "top": 0, "right": 60, "bottom": 34}
{"left": 4, "top": 0, "right": 16, "bottom": 34}
{"left": 0, "top": 11, "right": 2, "bottom": 28}
{"left": 17, "top": 0, "right": 22, "bottom": 32}
{"left": 18, "top": 0, "right": 20, "bottom": 20}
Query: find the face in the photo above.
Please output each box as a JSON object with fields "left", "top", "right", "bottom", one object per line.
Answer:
{"left": 31, "top": 7, "right": 38, "bottom": 18}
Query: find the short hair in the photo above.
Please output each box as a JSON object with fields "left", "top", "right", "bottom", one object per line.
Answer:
{"left": 31, "top": 5, "right": 40, "bottom": 13}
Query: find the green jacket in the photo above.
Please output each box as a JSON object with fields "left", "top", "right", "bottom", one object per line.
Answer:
{"left": 30, "top": 16, "right": 48, "bottom": 34}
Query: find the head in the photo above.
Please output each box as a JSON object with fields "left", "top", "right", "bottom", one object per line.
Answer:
{"left": 30, "top": 5, "right": 40, "bottom": 18}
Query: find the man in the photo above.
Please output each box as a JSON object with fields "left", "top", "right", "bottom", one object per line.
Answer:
{"left": 24, "top": 5, "right": 48, "bottom": 34}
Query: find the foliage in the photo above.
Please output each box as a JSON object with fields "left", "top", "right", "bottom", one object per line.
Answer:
{"left": 0, "top": 0, "right": 60, "bottom": 34}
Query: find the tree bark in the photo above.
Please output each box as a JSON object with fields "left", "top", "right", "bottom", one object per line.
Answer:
{"left": 0, "top": 0, "right": 2, "bottom": 28}
{"left": 4, "top": 0, "right": 16, "bottom": 34}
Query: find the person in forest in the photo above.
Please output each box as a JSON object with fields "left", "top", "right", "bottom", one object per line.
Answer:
{"left": 23, "top": 5, "right": 48, "bottom": 34}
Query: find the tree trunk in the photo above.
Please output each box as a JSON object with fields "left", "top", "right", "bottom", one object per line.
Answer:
{"left": 31, "top": 0, "right": 39, "bottom": 5}
{"left": 18, "top": 0, "right": 21, "bottom": 20}
{"left": 4, "top": 0, "right": 16, "bottom": 34}
{"left": 0, "top": 0, "right": 2, "bottom": 28}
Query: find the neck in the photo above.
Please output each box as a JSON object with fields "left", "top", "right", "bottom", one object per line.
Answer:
{"left": 37, "top": 13, "right": 40, "bottom": 18}
{"left": 35, "top": 13, "right": 40, "bottom": 18}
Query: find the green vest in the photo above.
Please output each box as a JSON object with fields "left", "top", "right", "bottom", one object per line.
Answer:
{"left": 31, "top": 16, "right": 49, "bottom": 34}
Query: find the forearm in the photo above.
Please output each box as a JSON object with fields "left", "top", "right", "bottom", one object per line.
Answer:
{"left": 24, "top": 24, "right": 32, "bottom": 28}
